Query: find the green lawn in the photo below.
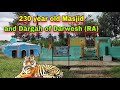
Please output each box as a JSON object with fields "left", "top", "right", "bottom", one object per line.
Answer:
{"left": 1, "top": 50, "right": 120, "bottom": 78}
{"left": 104, "top": 66, "right": 120, "bottom": 78}
{"left": 0, "top": 52, "right": 23, "bottom": 78}
{"left": 0, "top": 51, "right": 76, "bottom": 78}
{"left": 0, "top": 51, "right": 41, "bottom": 78}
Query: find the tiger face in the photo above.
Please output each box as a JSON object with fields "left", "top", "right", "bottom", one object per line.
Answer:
{"left": 15, "top": 56, "right": 37, "bottom": 78}
{"left": 23, "top": 56, "right": 36, "bottom": 67}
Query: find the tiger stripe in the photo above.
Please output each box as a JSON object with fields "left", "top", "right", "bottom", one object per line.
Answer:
{"left": 15, "top": 56, "right": 63, "bottom": 78}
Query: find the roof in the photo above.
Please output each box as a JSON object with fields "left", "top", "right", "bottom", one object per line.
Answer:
{"left": 5, "top": 42, "right": 39, "bottom": 47}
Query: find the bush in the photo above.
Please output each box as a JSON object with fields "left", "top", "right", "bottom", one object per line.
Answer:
{"left": 112, "top": 40, "right": 120, "bottom": 46}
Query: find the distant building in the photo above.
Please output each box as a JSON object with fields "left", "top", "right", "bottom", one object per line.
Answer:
{"left": 2, "top": 38, "right": 41, "bottom": 58}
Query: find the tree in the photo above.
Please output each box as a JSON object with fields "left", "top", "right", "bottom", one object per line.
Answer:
{"left": 31, "top": 34, "right": 36, "bottom": 41}
{"left": 36, "top": 32, "right": 42, "bottom": 40}
{"left": 9, "top": 12, "right": 30, "bottom": 40}
{"left": 53, "top": 36, "right": 57, "bottom": 41}
{"left": 47, "top": 33, "right": 55, "bottom": 42}
{"left": 58, "top": 32, "right": 65, "bottom": 40}
{"left": 47, "top": 33, "right": 53, "bottom": 39}
{"left": 64, "top": 33, "right": 71, "bottom": 45}
{"left": 97, "top": 12, "right": 120, "bottom": 37}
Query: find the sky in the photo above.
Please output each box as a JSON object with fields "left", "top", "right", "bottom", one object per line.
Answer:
{"left": 0, "top": 12, "right": 102, "bottom": 41}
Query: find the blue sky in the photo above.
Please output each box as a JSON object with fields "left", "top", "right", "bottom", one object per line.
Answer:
{"left": 35, "top": 12, "right": 59, "bottom": 17}
{"left": 35, "top": 12, "right": 102, "bottom": 20}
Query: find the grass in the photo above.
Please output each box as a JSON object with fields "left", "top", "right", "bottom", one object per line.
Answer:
{"left": 61, "top": 69, "right": 77, "bottom": 78}
{"left": 1, "top": 50, "right": 120, "bottom": 78}
{"left": 0, "top": 52, "right": 23, "bottom": 78}
{"left": 104, "top": 66, "right": 120, "bottom": 78}
{"left": 0, "top": 51, "right": 41, "bottom": 78}
{"left": 0, "top": 51, "right": 76, "bottom": 78}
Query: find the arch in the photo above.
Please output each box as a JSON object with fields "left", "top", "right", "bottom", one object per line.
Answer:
{"left": 12, "top": 50, "right": 17, "bottom": 58}
{"left": 30, "top": 49, "right": 34, "bottom": 55}
{"left": 21, "top": 50, "right": 26, "bottom": 58}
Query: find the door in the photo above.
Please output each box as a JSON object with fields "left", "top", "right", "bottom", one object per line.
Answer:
{"left": 12, "top": 50, "right": 17, "bottom": 58}
{"left": 30, "top": 50, "right": 34, "bottom": 55}
{"left": 21, "top": 50, "right": 26, "bottom": 58}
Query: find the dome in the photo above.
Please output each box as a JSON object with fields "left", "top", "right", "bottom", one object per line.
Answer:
{"left": 10, "top": 38, "right": 17, "bottom": 43}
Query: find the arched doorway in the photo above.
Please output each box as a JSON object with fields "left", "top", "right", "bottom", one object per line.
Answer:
{"left": 30, "top": 50, "right": 34, "bottom": 55}
{"left": 21, "top": 50, "right": 26, "bottom": 58}
{"left": 12, "top": 50, "right": 17, "bottom": 58}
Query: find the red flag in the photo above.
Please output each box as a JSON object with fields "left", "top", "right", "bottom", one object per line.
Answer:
{"left": 47, "top": 38, "right": 52, "bottom": 51}
{"left": 68, "top": 37, "right": 70, "bottom": 48}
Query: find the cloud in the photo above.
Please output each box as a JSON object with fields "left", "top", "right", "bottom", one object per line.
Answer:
{"left": 0, "top": 17, "right": 14, "bottom": 22}
{"left": 0, "top": 12, "right": 15, "bottom": 18}
{"left": 38, "top": 12, "right": 68, "bottom": 37}
{"left": 0, "top": 34, "right": 14, "bottom": 41}
{"left": 0, "top": 12, "right": 102, "bottom": 41}
{"left": 0, "top": 12, "right": 36, "bottom": 41}
{"left": 84, "top": 12, "right": 102, "bottom": 19}
{"left": 0, "top": 12, "right": 15, "bottom": 41}
{"left": 59, "top": 12, "right": 102, "bottom": 19}
{"left": 59, "top": 12, "right": 67, "bottom": 16}
{"left": 28, "top": 12, "right": 36, "bottom": 16}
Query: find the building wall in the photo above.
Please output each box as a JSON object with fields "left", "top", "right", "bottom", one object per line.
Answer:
{"left": 40, "top": 46, "right": 81, "bottom": 61}
{"left": 70, "top": 37, "right": 86, "bottom": 46}
{"left": 95, "top": 37, "right": 111, "bottom": 57}
{"left": 3, "top": 44, "right": 41, "bottom": 58}
{"left": 109, "top": 46, "right": 120, "bottom": 59}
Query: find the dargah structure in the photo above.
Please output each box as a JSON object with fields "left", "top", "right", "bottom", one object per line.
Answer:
{"left": 1, "top": 38, "right": 40, "bottom": 58}
{"left": 39, "top": 37, "right": 120, "bottom": 65}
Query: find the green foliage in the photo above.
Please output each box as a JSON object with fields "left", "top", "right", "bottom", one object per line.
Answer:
{"left": 0, "top": 51, "right": 77, "bottom": 78}
{"left": 61, "top": 69, "right": 77, "bottom": 78}
{"left": 104, "top": 66, "right": 120, "bottom": 78}
{"left": 40, "top": 39, "right": 49, "bottom": 48}
{"left": 112, "top": 39, "right": 120, "bottom": 46}
{"left": 97, "top": 12, "right": 120, "bottom": 37}
{"left": 0, "top": 55, "right": 23, "bottom": 78}
{"left": 58, "top": 32, "right": 65, "bottom": 40}
{"left": 75, "top": 14, "right": 98, "bottom": 37}
{"left": 9, "top": 12, "right": 30, "bottom": 39}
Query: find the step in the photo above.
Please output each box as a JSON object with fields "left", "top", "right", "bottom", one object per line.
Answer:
{"left": 81, "top": 57, "right": 98, "bottom": 60}
{"left": 79, "top": 60, "right": 104, "bottom": 66}
{"left": 75, "top": 74, "right": 111, "bottom": 78}
{"left": 69, "top": 67, "right": 111, "bottom": 74}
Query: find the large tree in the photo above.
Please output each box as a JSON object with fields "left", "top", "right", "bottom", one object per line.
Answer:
{"left": 97, "top": 12, "right": 120, "bottom": 37}
{"left": 36, "top": 32, "right": 42, "bottom": 40}
{"left": 9, "top": 12, "right": 30, "bottom": 41}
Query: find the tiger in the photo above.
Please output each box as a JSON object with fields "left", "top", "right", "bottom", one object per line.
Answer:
{"left": 15, "top": 56, "right": 63, "bottom": 78}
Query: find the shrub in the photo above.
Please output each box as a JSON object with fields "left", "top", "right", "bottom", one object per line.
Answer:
{"left": 112, "top": 39, "right": 120, "bottom": 46}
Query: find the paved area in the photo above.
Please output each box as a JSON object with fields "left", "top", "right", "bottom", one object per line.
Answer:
{"left": 79, "top": 60, "right": 120, "bottom": 66}
{"left": 79, "top": 60, "right": 104, "bottom": 66}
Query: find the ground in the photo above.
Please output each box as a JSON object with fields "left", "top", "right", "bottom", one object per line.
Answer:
{"left": 1, "top": 50, "right": 120, "bottom": 78}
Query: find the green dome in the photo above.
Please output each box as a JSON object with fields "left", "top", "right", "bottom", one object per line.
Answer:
{"left": 10, "top": 38, "right": 17, "bottom": 43}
